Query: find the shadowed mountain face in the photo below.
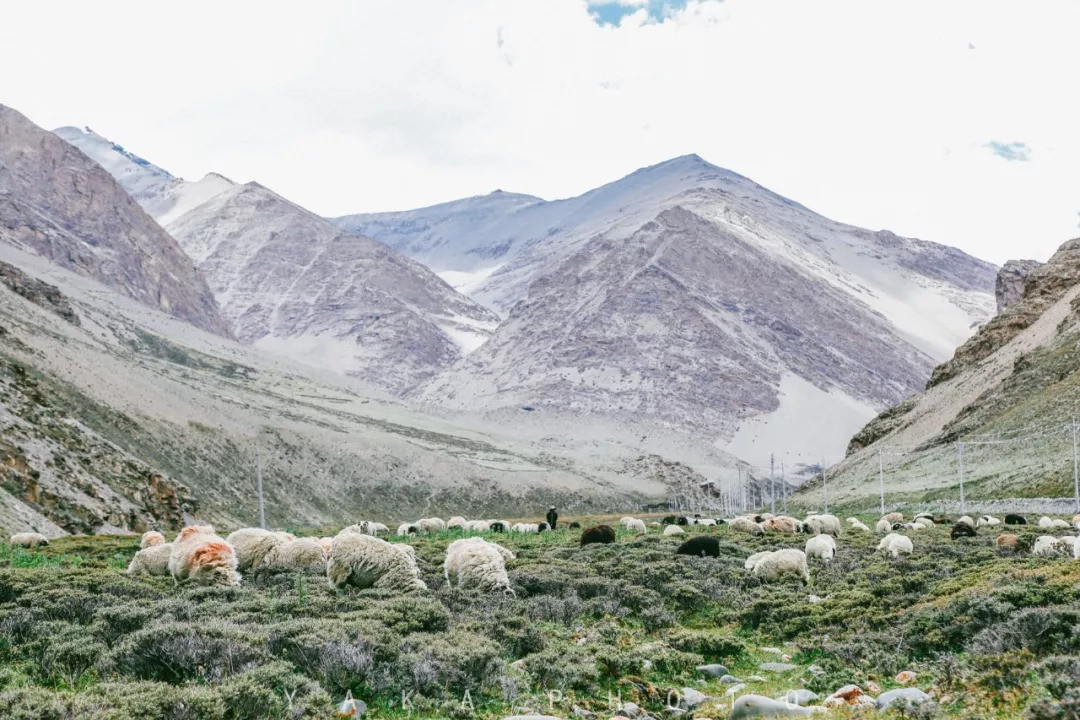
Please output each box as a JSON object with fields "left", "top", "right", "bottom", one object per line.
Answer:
{"left": 0, "top": 106, "right": 229, "bottom": 336}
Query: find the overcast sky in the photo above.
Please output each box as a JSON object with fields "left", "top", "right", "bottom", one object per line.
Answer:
{"left": 2, "top": 0, "right": 1077, "bottom": 264}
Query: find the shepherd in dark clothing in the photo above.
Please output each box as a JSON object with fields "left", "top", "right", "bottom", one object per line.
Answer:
{"left": 546, "top": 506, "right": 558, "bottom": 530}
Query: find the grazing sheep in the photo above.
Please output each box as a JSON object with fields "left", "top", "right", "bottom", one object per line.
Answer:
{"left": 580, "top": 524, "right": 616, "bottom": 546}
{"left": 625, "top": 518, "right": 647, "bottom": 535}
{"left": 663, "top": 524, "right": 686, "bottom": 536}
{"left": 909, "top": 521, "right": 931, "bottom": 531}
{"left": 1074, "top": 514, "right": 1080, "bottom": 531}
{"left": 805, "top": 534, "right": 836, "bottom": 562}
{"left": 878, "top": 533, "right": 914, "bottom": 558}
{"left": 914, "top": 512, "right": 934, "bottom": 522}
{"left": 744, "top": 550, "right": 771, "bottom": 570}
{"left": 618, "top": 517, "right": 635, "bottom": 527}
{"left": 695, "top": 518, "right": 718, "bottom": 527}
{"left": 956, "top": 515, "right": 976, "bottom": 528}
{"left": 730, "top": 516, "right": 765, "bottom": 535}
{"left": 846, "top": 518, "right": 871, "bottom": 532}
{"left": 140, "top": 531, "right": 166, "bottom": 549}
{"left": 1051, "top": 518, "right": 1072, "bottom": 529}
{"left": 1058, "top": 536, "right": 1078, "bottom": 552}
{"left": 763, "top": 516, "right": 800, "bottom": 534}
{"left": 397, "top": 523, "right": 419, "bottom": 537}
{"left": 675, "top": 536, "right": 720, "bottom": 558}
{"left": 752, "top": 549, "right": 810, "bottom": 584}
{"left": 126, "top": 543, "right": 172, "bottom": 576}
{"left": 371, "top": 523, "right": 389, "bottom": 535}
{"left": 882, "top": 512, "right": 904, "bottom": 524}
{"left": 259, "top": 538, "right": 327, "bottom": 574}
{"left": 489, "top": 520, "right": 509, "bottom": 533}
{"left": 446, "top": 516, "right": 468, "bottom": 531}
{"left": 1075, "top": 537, "right": 1080, "bottom": 560}
{"left": 676, "top": 516, "right": 690, "bottom": 526}
{"left": 415, "top": 518, "right": 445, "bottom": 534}
{"left": 977, "top": 515, "right": 1002, "bottom": 527}
{"left": 995, "top": 534, "right": 1019, "bottom": 551}
{"left": 803, "top": 514, "right": 842, "bottom": 537}
{"left": 168, "top": 525, "right": 240, "bottom": 586}
{"left": 443, "top": 537, "right": 515, "bottom": 595}
{"left": 1033, "top": 535, "right": 1064, "bottom": 557}
{"left": 226, "top": 528, "right": 287, "bottom": 573}
{"left": 950, "top": 521, "right": 978, "bottom": 540}
{"left": 327, "top": 534, "right": 427, "bottom": 593}
{"left": 661, "top": 515, "right": 677, "bottom": 525}
{"left": 511, "top": 523, "right": 540, "bottom": 533}
{"left": 568, "top": 521, "right": 582, "bottom": 529}
{"left": 318, "top": 537, "right": 334, "bottom": 555}
{"left": 1005, "top": 514, "right": 1027, "bottom": 525}
{"left": 9, "top": 532, "right": 49, "bottom": 549}
{"left": 1038, "top": 516, "right": 1055, "bottom": 529}
{"left": 466, "top": 520, "right": 492, "bottom": 533}
{"left": 874, "top": 518, "right": 895, "bottom": 534}
{"left": 538, "top": 522, "right": 551, "bottom": 532}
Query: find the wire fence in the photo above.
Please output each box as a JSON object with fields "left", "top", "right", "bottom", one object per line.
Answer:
{"left": 664, "top": 418, "right": 1080, "bottom": 517}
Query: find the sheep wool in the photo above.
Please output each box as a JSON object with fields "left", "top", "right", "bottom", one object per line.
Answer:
{"left": 663, "top": 524, "right": 685, "bottom": 536}
{"left": 397, "top": 523, "right": 419, "bottom": 537}
{"left": 580, "top": 525, "right": 616, "bottom": 546}
{"left": 730, "top": 694, "right": 821, "bottom": 719}
{"left": 882, "top": 512, "right": 905, "bottom": 524}
{"left": 846, "top": 518, "right": 871, "bottom": 533}
{"left": 416, "top": 517, "right": 446, "bottom": 534}
{"left": 878, "top": 533, "right": 914, "bottom": 558}
{"left": 874, "top": 518, "right": 895, "bottom": 534}
{"left": 977, "top": 515, "right": 1002, "bottom": 527}
{"left": 260, "top": 537, "right": 327, "bottom": 573}
{"left": 318, "top": 537, "right": 334, "bottom": 555}
{"left": 1051, "top": 518, "right": 1072, "bottom": 529}
{"left": 328, "top": 534, "right": 427, "bottom": 593}
{"left": 625, "top": 518, "right": 647, "bottom": 535}
{"left": 1075, "top": 536, "right": 1080, "bottom": 560}
{"left": 751, "top": 549, "right": 810, "bottom": 584}
{"left": 447, "top": 516, "right": 468, "bottom": 531}
{"left": 995, "top": 534, "right": 1018, "bottom": 550}
{"left": 803, "top": 514, "right": 842, "bottom": 537}
{"left": 140, "top": 531, "right": 166, "bottom": 549}
{"left": 1033, "top": 535, "right": 1062, "bottom": 556}
{"left": 444, "top": 537, "right": 515, "bottom": 595}
{"left": 675, "top": 536, "right": 720, "bottom": 558}
{"left": 9, "top": 532, "right": 49, "bottom": 549}
{"left": 744, "top": 550, "right": 772, "bottom": 570}
{"left": 126, "top": 543, "right": 172, "bottom": 576}
{"left": 169, "top": 525, "right": 240, "bottom": 586}
{"left": 1073, "top": 514, "right": 1080, "bottom": 530}
{"left": 618, "top": 517, "right": 635, "bottom": 527}
{"left": 805, "top": 534, "right": 836, "bottom": 562}
{"left": 764, "top": 516, "right": 800, "bottom": 534}
{"left": 226, "top": 528, "right": 287, "bottom": 573}
{"left": 1038, "top": 516, "right": 1054, "bottom": 529}
{"left": 730, "top": 516, "right": 765, "bottom": 535}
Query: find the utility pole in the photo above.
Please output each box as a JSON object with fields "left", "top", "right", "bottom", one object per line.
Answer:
{"left": 739, "top": 465, "right": 747, "bottom": 513}
{"left": 1072, "top": 418, "right": 1079, "bottom": 513}
{"left": 822, "top": 457, "right": 828, "bottom": 513}
{"left": 957, "top": 442, "right": 965, "bottom": 515}
{"left": 877, "top": 450, "right": 885, "bottom": 516}
{"left": 781, "top": 462, "right": 787, "bottom": 513}
{"left": 256, "top": 445, "right": 266, "bottom": 529}
{"left": 770, "top": 454, "right": 776, "bottom": 514}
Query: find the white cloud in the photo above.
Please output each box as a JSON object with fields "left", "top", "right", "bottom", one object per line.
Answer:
{"left": 1, "top": 0, "right": 1078, "bottom": 264}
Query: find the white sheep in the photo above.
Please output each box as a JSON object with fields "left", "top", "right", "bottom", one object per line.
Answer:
{"left": 512, "top": 523, "right": 540, "bottom": 533}
{"left": 126, "top": 543, "right": 172, "bottom": 576}
{"left": 977, "top": 515, "right": 1002, "bottom": 528}
{"left": 370, "top": 523, "right": 389, "bottom": 535}
{"left": 910, "top": 521, "right": 931, "bottom": 530}
{"left": 744, "top": 550, "right": 771, "bottom": 570}
{"left": 318, "top": 537, "right": 334, "bottom": 555}
{"left": 846, "top": 518, "right": 871, "bottom": 532}
{"left": 882, "top": 512, "right": 905, "bottom": 524}
{"left": 1058, "top": 536, "right": 1078, "bottom": 552}
{"left": 1075, "top": 536, "right": 1080, "bottom": 560}
{"left": 764, "top": 516, "right": 801, "bottom": 534}
{"left": 447, "top": 516, "right": 468, "bottom": 531}
{"left": 878, "top": 533, "right": 914, "bottom": 558}
{"left": 1038, "top": 516, "right": 1054, "bottom": 529}
{"left": 618, "top": 517, "right": 635, "bottom": 527}
{"left": 875, "top": 517, "right": 896, "bottom": 534}
{"left": 416, "top": 517, "right": 446, "bottom": 534}
{"left": 168, "top": 525, "right": 240, "bottom": 586}
{"left": 1033, "top": 535, "right": 1064, "bottom": 556}
{"left": 730, "top": 516, "right": 765, "bottom": 535}
{"left": 663, "top": 525, "right": 685, "bottom": 536}
{"left": 444, "top": 537, "right": 515, "bottom": 595}
{"left": 466, "top": 520, "right": 492, "bottom": 532}
{"left": 956, "top": 516, "right": 975, "bottom": 528}
{"left": 1052, "top": 519, "right": 1072, "bottom": 529}
{"left": 695, "top": 518, "right": 718, "bottom": 527}
{"left": 1073, "top": 514, "right": 1080, "bottom": 531}
{"left": 805, "top": 534, "right": 836, "bottom": 562}
{"left": 752, "top": 549, "right": 810, "bottom": 584}
{"left": 396, "top": 522, "right": 419, "bottom": 537}
{"left": 625, "top": 518, "right": 647, "bottom": 535}
{"left": 259, "top": 537, "right": 327, "bottom": 573}
{"left": 803, "top": 514, "right": 842, "bottom": 537}
{"left": 225, "top": 528, "right": 287, "bottom": 573}
{"left": 327, "top": 534, "right": 427, "bottom": 593}
{"left": 9, "top": 532, "right": 49, "bottom": 549}
{"left": 140, "top": 531, "right": 166, "bottom": 549}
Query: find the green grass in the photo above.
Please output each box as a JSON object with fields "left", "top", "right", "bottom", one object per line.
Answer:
{"left": 1, "top": 515, "right": 1078, "bottom": 718}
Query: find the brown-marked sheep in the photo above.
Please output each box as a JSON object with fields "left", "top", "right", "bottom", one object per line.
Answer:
{"left": 140, "top": 531, "right": 166, "bottom": 549}
{"left": 168, "top": 525, "right": 240, "bottom": 586}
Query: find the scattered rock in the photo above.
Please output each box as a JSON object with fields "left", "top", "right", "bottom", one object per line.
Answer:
{"left": 695, "top": 663, "right": 729, "bottom": 678}
{"left": 501, "top": 716, "right": 565, "bottom": 720}
{"left": 806, "top": 665, "right": 825, "bottom": 677}
{"left": 866, "top": 681, "right": 881, "bottom": 694}
{"left": 877, "top": 688, "right": 932, "bottom": 710}
{"left": 572, "top": 706, "right": 596, "bottom": 718}
{"left": 775, "top": 689, "right": 819, "bottom": 706}
{"left": 895, "top": 670, "right": 917, "bottom": 685}
{"left": 823, "top": 684, "right": 875, "bottom": 709}
{"left": 642, "top": 659, "right": 653, "bottom": 671}
{"left": 510, "top": 659, "right": 526, "bottom": 670}
{"left": 730, "top": 694, "right": 825, "bottom": 718}
{"left": 807, "top": 595, "right": 823, "bottom": 603}
{"left": 759, "top": 662, "right": 797, "bottom": 672}
{"left": 746, "top": 675, "right": 767, "bottom": 682}
{"left": 618, "top": 701, "right": 641, "bottom": 718}
{"left": 760, "top": 647, "right": 784, "bottom": 655}
{"left": 725, "top": 683, "right": 746, "bottom": 697}
{"left": 679, "top": 687, "right": 709, "bottom": 709}
{"left": 719, "top": 674, "right": 742, "bottom": 684}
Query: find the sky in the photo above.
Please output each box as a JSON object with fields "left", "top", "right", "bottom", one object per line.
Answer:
{"left": 2, "top": 0, "right": 1078, "bottom": 264}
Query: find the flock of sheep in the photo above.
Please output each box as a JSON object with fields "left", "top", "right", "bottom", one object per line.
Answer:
{"left": 7, "top": 509, "right": 1080, "bottom": 594}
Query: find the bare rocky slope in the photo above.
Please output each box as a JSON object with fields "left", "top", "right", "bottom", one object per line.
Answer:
{"left": 0, "top": 106, "right": 229, "bottom": 336}
{"left": 54, "top": 125, "right": 500, "bottom": 395}
{"left": 342, "top": 156, "right": 998, "bottom": 464}
{"left": 0, "top": 244, "right": 667, "bottom": 538}
{"left": 815, "top": 238, "right": 1080, "bottom": 508}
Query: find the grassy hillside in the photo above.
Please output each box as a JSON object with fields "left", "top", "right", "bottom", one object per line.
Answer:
{"left": 2, "top": 516, "right": 1078, "bottom": 718}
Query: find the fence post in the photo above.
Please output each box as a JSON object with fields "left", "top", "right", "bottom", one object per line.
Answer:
{"left": 256, "top": 446, "right": 266, "bottom": 529}
{"left": 770, "top": 454, "right": 776, "bottom": 514}
{"left": 1072, "top": 418, "right": 1079, "bottom": 514}
{"left": 957, "top": 442, "right": 965, "bottom": 515}
{"left": 822, "top": 457, "right": 828, "bottom": 513}
{"left": 878, "top": 450, "right": 885, "bottom": 515}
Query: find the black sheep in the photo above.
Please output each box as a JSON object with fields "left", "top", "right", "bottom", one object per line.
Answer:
{"left": 675, "top": 536, "right": 720, "bottom": 558}
{"left": 676, "top": 516, "right": 690, "bottom": 526}
{"left": 546, "top": 506, "right": 559, "bottom": 530}
{"left": 580, "top": 524, "right": 616, "bottom": 547}
{"left": 1005, "top": 514, "right": 1027, "bottom": 525}
{"left": 568, "top": 521, "right": 582, "bottom": 529}
{"left": 538, "top": 522, "right": 550, "bottom": 532}
{"left": 950, "top": 521, "right": 977, "bottom": 539}
{"left": 490, "top": 521, "right": 508, "bottom": 533}
{"left": 661, "top": 515, "right": 677, "bottom": 525}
